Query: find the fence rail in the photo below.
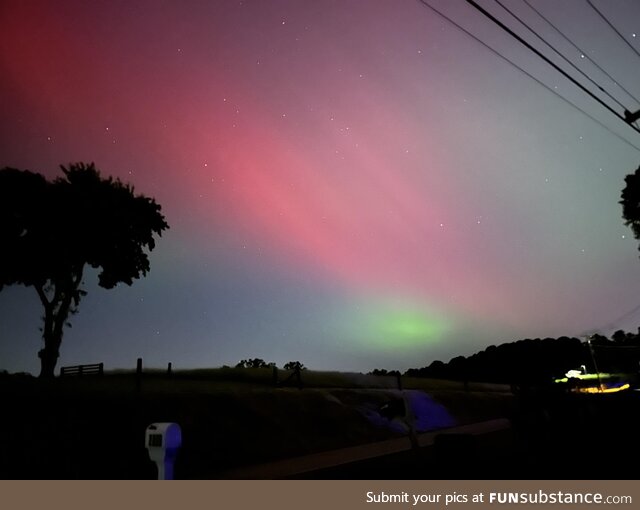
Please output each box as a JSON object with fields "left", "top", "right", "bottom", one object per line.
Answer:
{"left": 60, "top": 363, "right": 104, "bottom": 377}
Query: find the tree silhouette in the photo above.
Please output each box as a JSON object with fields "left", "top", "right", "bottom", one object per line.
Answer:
{"left": 621, "top": 165, "right": 640, "bottom": 248}
{"left": 283, "top": 361, "right": 306, "bottom": 371}
{"left": 236, "top": 358, "right": 271, "bottom": 368}
{"left": 0, "top": 163, "right": 168, "bottom": 378}
{"left": 405, "top": 336, "right": 587, "bottom": 384}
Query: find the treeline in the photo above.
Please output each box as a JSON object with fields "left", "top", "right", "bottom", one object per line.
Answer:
{"left": 233, "top": 358, "right": 306, "bottom": 371}
{"left": 402, "top": 330, "right": 640, "bottom": 385}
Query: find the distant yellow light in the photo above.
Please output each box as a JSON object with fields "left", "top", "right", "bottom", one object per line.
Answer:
{"left": 575, "top": 383, "right": 630, "bottom": 394}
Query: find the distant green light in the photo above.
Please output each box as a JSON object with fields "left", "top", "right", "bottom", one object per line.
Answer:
{"left": 350, "top": 298, "right": 450, "bottom": 351}
{"left": 374, "top": 310, "right": 445, "bottom": 340}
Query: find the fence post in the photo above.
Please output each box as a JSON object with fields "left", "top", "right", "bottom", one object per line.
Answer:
{"left": 397, "top": 373, "right": 418, "bottom": 449}
{"left": 295, "top": 366, "right": 303, "bottom": 390}
{"left": 167, "top": 362, "right": 172, "bottom": 376}
{"left": 402, "top": 391, "right": 419, "bottom": 450}
{"left": 136, "top": 357, "right": 143, "bottom": 392}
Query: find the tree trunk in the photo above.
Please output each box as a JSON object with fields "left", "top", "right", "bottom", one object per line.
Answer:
{"left": 35, "top": 271, "right": 83, "bottom": 378}
{"left": 37, "top": 293, "right": 58, "bottom": 378}
{"left": 38, "top": 310, "right": 69, "bottom": 378}
{"left": 37, "top": 293, "right": 69, "bottom": 379}
{"left": 38, "top": 344, "right": 59, "bottom": 378}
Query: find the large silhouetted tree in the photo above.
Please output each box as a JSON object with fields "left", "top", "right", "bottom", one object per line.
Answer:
{"left": 0, "top": 163, "right": 168, "bottom": 378}
{"left": 621, "top": 165, "right": 640, "bottom": 248}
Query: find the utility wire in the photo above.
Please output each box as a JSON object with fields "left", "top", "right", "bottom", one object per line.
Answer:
{"left": 414, "top": 0, "right": 640, "bottom": 153}
{"left": 586, "top": 0, "right": 640, "bottom": 62}
{"left": 415, "top": 1, "right": 640, "bottom": 345}
{"left": 522, "top": 0, "right": 640, "bottom": 107}
{"left": 463, "top": 0, "right": 640, "bottom": 136}
{"left": 494, "top": 0, "right": 628, "bottom": 111}
{"left": 581, "top": 302, "right": 640, "bottom": 337}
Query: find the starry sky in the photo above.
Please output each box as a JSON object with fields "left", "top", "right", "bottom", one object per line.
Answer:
{"left": 2, "top": 0, "right": 640, "bottom": 375}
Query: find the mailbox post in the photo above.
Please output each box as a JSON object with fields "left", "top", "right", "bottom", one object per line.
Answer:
{"left": 145, "top": 422, "right": 182, "bottom": 480}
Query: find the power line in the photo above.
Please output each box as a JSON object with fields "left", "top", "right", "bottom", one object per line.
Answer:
{"left": 586, "top": 0, "right": 640, "bottom": 62}
{"left": 494, "top": 0, "right": 628, "bottom": 111}
{"left": 522, "top": 0, "right": 640, "bottom": 108}
{"left": 414, "top": 1, "right": 640, "bottom": 345}
{"left": 463, "top": 0, "right": 640, "bottom": 136}
{"left": 581, "top": 301, "right": 640, "bottom": 337}
{"left": 414, "top": 0, "right": 640, "bottom": 153}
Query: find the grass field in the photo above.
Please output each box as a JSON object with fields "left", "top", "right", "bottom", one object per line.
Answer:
{"left": 5, "top": 367, "right": 640, "bottom": 479}
{"left": 0, "top": 368, "right": 515, "bottom": 479}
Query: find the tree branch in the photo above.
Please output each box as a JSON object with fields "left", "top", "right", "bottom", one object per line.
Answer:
{"left": 35, "top": 283, "right": 51, "bottom": 309}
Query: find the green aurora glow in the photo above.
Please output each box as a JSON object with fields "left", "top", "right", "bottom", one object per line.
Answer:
{"left": 346, "top": 298, "right": 450, "bottom": 351}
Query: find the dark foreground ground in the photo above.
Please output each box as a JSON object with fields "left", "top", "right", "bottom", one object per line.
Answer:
{"left": 302, "top": 392, "right": 640, "bottom": 479}
{"left": 1, "top": 372, "right": 639, "bottom": 479}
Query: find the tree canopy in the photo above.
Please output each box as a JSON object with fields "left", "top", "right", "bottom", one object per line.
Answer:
{"left": 0, "top": 163, "right": 169, "bottom": 377}
{"left": 235, "top": 358, "right": 276, "bottom": 369}
{"left": 621, "top": 165, "right": 640, "bottom": 247}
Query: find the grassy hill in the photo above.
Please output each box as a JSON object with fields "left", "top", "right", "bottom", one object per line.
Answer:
{"left": 0, "top": 368, "right": 514, "bottom": 479}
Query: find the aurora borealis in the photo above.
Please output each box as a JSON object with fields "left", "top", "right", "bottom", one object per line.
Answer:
{"left": 2, "top": 0, "right": 640, "bottom": 374}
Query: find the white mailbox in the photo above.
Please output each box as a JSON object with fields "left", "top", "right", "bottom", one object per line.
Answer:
{"left": 145, "top": 422, "right": 182, "bottom": 480}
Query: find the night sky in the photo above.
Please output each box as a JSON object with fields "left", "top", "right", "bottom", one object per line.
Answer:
{"left": 2, "top": 0, "right": 640, "bottom": 375}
